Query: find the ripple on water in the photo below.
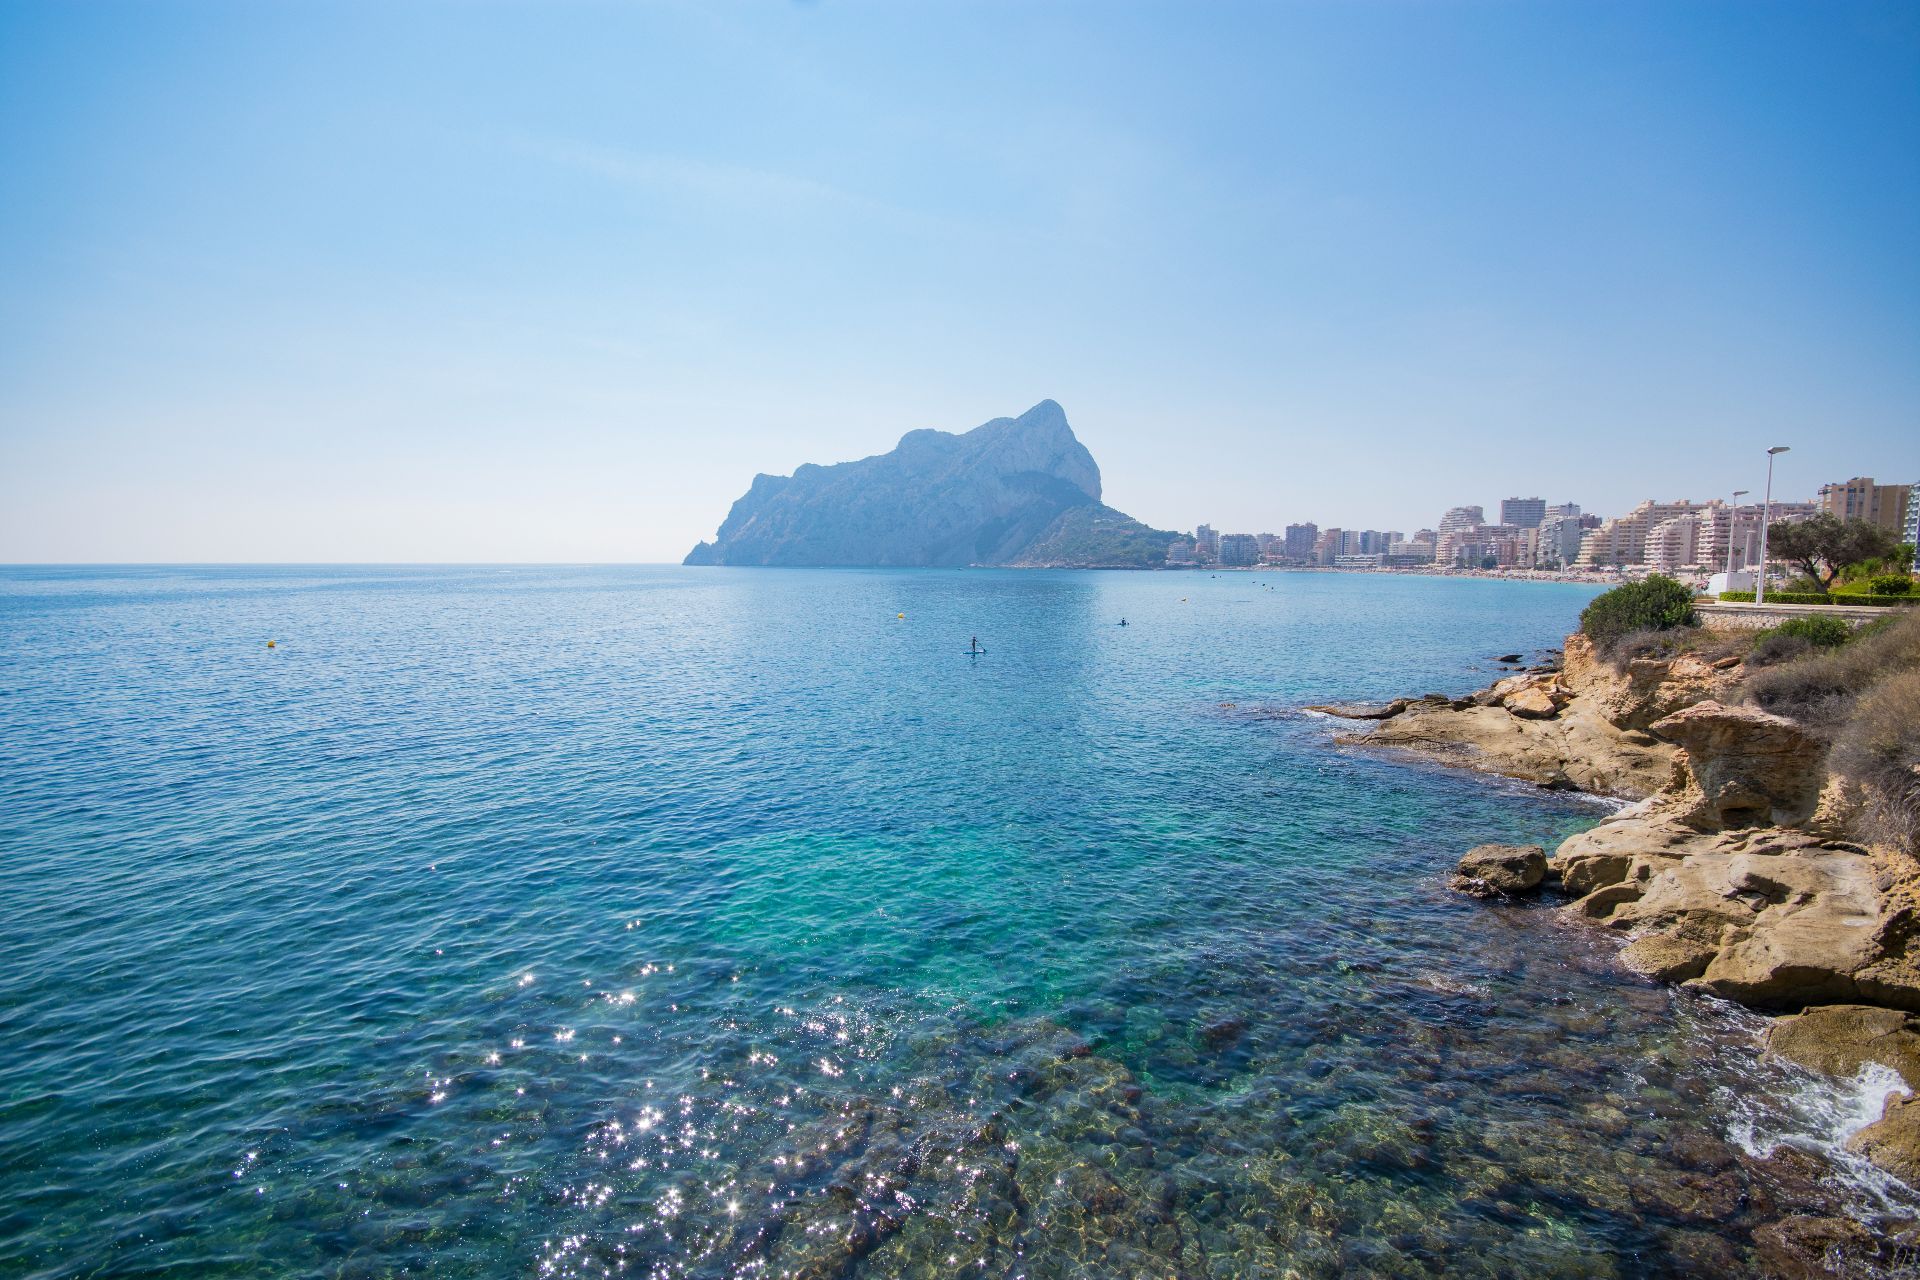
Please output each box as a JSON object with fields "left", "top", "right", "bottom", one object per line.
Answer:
{"left": 0, "top": 565, "right": 1913, "bottom": 1279}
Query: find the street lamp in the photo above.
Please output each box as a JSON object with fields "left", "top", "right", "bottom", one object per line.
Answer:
{"left": 1755, "top": 447, "right": 1790, "bottom": 606}
{"left": 1725, "top": 489, "right": 1749, "bottom": 587}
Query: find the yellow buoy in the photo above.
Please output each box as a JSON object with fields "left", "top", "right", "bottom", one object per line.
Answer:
{"left": 897, "top": 613, "right": 905, "bottom": 620}
{"left": 266, "top": 640, "right": 276, "bottom": 648}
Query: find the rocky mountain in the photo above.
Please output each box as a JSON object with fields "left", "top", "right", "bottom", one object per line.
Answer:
{"left": 683, "top": 400, "right": 1177, "bottom": 568}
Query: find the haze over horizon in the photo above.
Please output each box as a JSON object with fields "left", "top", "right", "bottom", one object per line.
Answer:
{"left": 3, "top": 1, "right": 1917, "bottom": 563}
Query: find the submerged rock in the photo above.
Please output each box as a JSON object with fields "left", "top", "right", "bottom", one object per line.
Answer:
{"left": 1751, "top": 1214, "right": 1887, "bottom": 1279}
{"left": 1450, "top": 844, "right": 1547, "bottom": 899}
{"left": 1304, "top": 699, "right": 1408, "bottom": 720}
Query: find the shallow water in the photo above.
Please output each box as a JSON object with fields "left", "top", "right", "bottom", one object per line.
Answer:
{"left": 0, "top": 565, "right": 1910, "bottom": 1279}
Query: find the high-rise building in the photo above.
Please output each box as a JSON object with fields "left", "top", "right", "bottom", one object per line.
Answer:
{"left": 1194, "top": 524, "right": 1219, "bottom": 563}
{"left": 1282, "top": 522, "right": 1318, "bottom": 560}
{"left": 1906, "top": 487, "right": 1919, "bottom": 549}
{"left": 1817, "top": 477, "right": 1911, "bottom": 536}
{"left": 1534, "top": 510, "right": 1587, "bottom": 568}
{"left": 1448, "top": 524, "right": 1524, "bottom": 567}
{"left": 1434, "top": 506, "right": 1487, "bottom": 564}
{"left": 1218, "top": 533, "right": 1260, "bottom": 566}
{"left": 1646, "top": 512, "right": 1711, "bottom": 574}
{"left": 1386, "top": 539, "right": 1435, "bottom": 564}
{"left": 1576, "top": 500, "right": 1705, "bottom": 567}
{"left": 1500, "top": 497, "right": 1547, "bottom": 530}
{"left": 1578, "top": 498, "right": 1814, "bottom": 568}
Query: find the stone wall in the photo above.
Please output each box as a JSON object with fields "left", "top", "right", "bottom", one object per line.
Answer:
{"left": 1695, "top": 601, "right": 1900, "bottom": 631}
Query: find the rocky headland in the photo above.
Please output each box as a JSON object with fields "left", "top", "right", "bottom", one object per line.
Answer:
{"left": 684, "top": 400, "right": 1179, "bottom": 568}
{"left": 1315, "top": 620, "right": 1920, "bottom": 1216}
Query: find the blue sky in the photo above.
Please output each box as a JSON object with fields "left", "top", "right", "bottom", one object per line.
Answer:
{"left": 2, "top": 0, "right": 1916, "bottom": 561}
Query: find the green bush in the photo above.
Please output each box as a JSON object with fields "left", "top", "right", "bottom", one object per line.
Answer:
{"left": 1765, "top": 616, "right": 1852, "bottom": 648}
{"left": 1832, "top": 594, "right": 1920, "bottom": 607}
{"left": 1717, "top": 590, "right": 1831, "bottom": 604}
{"left": 1868, "top": 575, "right": 1913, "bottom": 596}
{"left": 1580, "top": 575, "right": 1696, "bottom": 649}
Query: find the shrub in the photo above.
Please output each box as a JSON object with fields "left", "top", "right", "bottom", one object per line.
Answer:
{"left": 1768, "top": 616, "right": 1853, "bottom": 648}
{"left": 1832, "top": 594, "right": 1920, "bottom": 607}
{"left": 1745, "top": 609, "right": 1920, "bottom": 729}
{"left": 1581, "top": 575, "right": 1696, "bottom": 651}
{"left": 1869, "top": 575, "right": 1913, "bottom": 596}
{"left": 1717, "top": 590, "right": 1832, "bottom": 605}
{"left": 1747, "top": 632, "right": 1812, "bottom": 667}
{"left": 1830, "top": 668, "right": 1920, "bottom": 856}
{"left": 1601, "top": 627, "right": 1690, "bottom": 666}
{"left": 1748, "top": 616, "right": 1849, "bottom": 667}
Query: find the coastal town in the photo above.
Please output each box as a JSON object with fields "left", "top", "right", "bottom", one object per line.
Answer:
{"left": 1167, "top": 473, "right": 1919, "bottom": 590}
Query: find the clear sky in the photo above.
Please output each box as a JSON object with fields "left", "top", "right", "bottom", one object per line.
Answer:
{"left": 2, "top": 1, "right": 1917, "bottom": 562}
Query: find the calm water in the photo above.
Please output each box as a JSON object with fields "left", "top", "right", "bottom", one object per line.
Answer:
{"left": 0, "top": 566, "right": 1908, "bottom": 1279}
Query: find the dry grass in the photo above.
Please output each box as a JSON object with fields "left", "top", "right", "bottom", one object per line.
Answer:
{"left": 1830, "top": 668, "right": 1920, "bottom": 855}
{"left": 1744, "top": 612, "right": 1920, "bottom": 729}
{"left": 1600, "top": 625, "right": 1754, "bottom": 668}
{"left": 1740, "top": 611, "right": 1920, "bottom": 855}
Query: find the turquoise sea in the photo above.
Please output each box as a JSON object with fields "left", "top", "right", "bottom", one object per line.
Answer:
{"left": 0, "top": 566, "right": 1909, "bottom": 1279}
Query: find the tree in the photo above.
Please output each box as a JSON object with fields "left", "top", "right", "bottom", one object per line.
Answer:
{"left": 1765, "top": 515, "right": 1899, "bottom": 591}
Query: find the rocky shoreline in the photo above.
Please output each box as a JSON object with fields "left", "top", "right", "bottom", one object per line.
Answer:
{"left": 1314, "top": 630, "right": 1920, "bottom": 1249}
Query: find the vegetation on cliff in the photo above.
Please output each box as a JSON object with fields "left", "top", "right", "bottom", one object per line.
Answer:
{"left": 1745, "top": 610, "right": 1920, "bottom": 856}
{"left": 1007, "top": 504, "right": 1179, "bottom": 568}
{"left": 1577, "top": 574, "right": 1696, "bottom": 652}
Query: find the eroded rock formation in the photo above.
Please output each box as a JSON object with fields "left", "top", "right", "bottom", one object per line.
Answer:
{"left": 1322, "top": 630, "right": 1920, "bottom": 1189}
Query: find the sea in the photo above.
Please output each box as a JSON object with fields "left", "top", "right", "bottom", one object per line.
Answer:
{"left": 0, "top": 565, "right": 1911, "bottom": 1279}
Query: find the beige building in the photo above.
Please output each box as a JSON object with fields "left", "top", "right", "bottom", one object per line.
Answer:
{"left": 1576, "top": 500, "right": 1705, "bottom": 567}
{"left": 1581, "top": 498, "right": 1819, "bottom": 570}
{"left": 1817, "top": 476, "right": 1912, "bottom": 536}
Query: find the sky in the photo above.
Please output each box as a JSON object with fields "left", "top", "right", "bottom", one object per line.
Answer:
{"left": 2, "top": 1, "right": 1917, "bottom": 562}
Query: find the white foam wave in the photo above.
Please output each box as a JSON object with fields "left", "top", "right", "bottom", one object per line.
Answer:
{"left": 1726, "top": 1059, "right": 1915, "bottom": 1214}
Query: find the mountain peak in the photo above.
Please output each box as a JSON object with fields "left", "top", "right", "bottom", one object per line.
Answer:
{"left": 683, "top": 403, "right": 1166, "bottom": 567}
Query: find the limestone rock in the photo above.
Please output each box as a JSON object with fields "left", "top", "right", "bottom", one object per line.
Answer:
{"left": 1553, "top": 815, "right": 1911, "bottom": 1010}
{"left": 1846, "top": 1093, "right": 1920, "bottom": 1186}
{"left": 1765, "top": 1004, "right": 1920, "bottom": 1087}
{"left": 1449, "top": 844, "right": 1547, "bottom": 898}
{"left": 1504, "top": 686, "right": 1560, "bottom": 720}
{"left": 1340, "top": 696, "right": 1678, "bottom": 798}
{"left": 1561, "top": 634, "right": 1745, "bottom": 733}
{"left": 1649, "top": 700, "right": 1828, "bottom": 829}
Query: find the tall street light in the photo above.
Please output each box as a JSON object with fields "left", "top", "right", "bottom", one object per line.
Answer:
{"left": 1725, "top": 489, "right": 1749, "bottom": 588}
{"left": 1755, "top": 447, "right": 1790, "bottom": 606}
